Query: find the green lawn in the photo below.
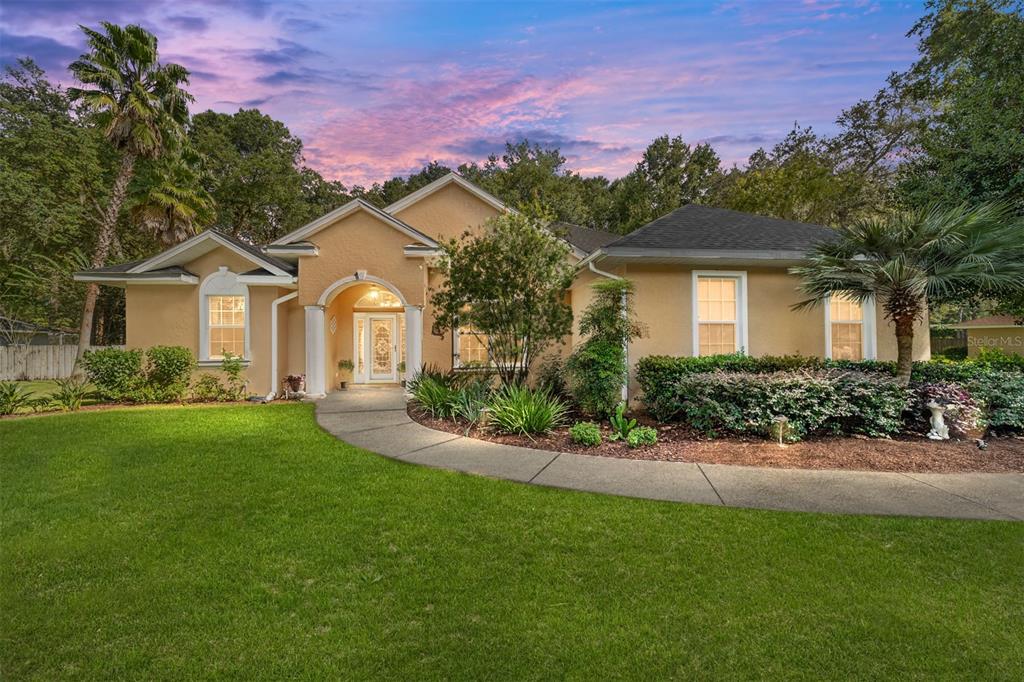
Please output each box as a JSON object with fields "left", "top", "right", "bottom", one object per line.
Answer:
{"left": 2, "top": 405, "right": 1022, "bottom": 679}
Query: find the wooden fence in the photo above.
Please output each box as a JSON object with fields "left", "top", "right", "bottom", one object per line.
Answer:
{"left": 0, "top": 345, "right": 122, "bottom": 381}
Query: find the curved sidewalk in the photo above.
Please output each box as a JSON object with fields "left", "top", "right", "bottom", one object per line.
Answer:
{"left": 315, "top": 388, "right": 1023, "bottom": 521}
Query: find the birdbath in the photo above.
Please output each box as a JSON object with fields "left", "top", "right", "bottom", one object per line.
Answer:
{"left": 925, "top": 400, "right": 950, "bottom": 440}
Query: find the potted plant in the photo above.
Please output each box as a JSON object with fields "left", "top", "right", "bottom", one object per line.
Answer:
{"left": 282, "top": 374, "right": 305, "bottom": 399}
{"left": 337, "top": 359, "right": 354, "bottom": 389}
{"left": 398, "top": 361, "right": 407, "bottom": 387}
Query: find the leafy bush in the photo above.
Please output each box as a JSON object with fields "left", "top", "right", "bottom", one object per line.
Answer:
{"left": 486, "top": 385, "right": 568, "bottom": 435}
{"left": 410, "top": 375, "right": 457, "bottom": 419}
{"left": 449, "top": 377, "right": 493, "bottom": 426}
{"left": 0, "top": 381, "right": 35, "bottom": 415}
{"left": 627, "top": 425, "right": 658, "bottom": 448}
{"left": 912, "top": 383, "right": 985, "bottom": 438}
{"left": 145, "top": 346, "right": 194, "bottom": 401}
{"left": 191, "top": 374, "right": 224, "bottom": 402}
{"left": 566, "top": 340, "right": 625, "bottom": 417}
{"left": 970, "top": 371, "right": 1024, "bottom": 432}
{"left": 569, "top": 421, "right": 602, "bottom": 446}
{"left": 220, "top": 352, "right": 248, "bottom": 400}
{"left": 608, "top": 401, "right": 637, "bottom": 441}
{"left": 81, "top": 347, "right": 145, "bottom": 402}
{"left": 938, "top": 346, "right": 968, "bottom": 360}
{"left": 51, "top": 378, "right": 92, "bottom": 411}
{"left": 535, "top": 356, "right": 568, "bottom": 398}
{"left": 636, "top": 352, "right": 1023, "bottom": 423}
{"left": 650, "top": 370, "right": 909, "bottom": 441}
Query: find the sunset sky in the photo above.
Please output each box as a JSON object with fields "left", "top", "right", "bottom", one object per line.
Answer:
{"left": 1, "top": 0, "right": 925, "bottom": 187}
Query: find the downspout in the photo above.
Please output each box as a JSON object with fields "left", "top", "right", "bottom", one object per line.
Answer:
{"left": 267, "top": 291, "right": 298, "bottom": 400}
{"left": 587, "top": 258, "right": 629, "bottom": 402}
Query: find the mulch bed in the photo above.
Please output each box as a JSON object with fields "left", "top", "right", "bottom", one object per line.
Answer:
{"left": 408, "top": 405, "right": 1024, "bottom": 474}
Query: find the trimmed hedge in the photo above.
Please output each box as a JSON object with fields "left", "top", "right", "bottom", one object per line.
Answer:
{"left": 655, "top": 370, "right": 909, "bottom": 441}
{"left": 82, "top": 346, "right": 197, "bottom": 403}
{"left": 637, "top": 352, "right": 1024, "bottom": 436}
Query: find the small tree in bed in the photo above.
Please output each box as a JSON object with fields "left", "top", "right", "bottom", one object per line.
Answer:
{"left": 430, "top": 212, "right": 574, "bottom": 385}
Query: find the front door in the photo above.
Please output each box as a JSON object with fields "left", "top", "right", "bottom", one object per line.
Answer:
{"left": 368, "top": 315, "right": 397, "bottom": 381}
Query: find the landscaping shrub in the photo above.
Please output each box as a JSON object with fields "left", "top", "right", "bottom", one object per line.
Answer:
{"left": 220, "top": 352, "right": 248, "bottom": 400}
{"left": 938, "top": 346, "right": 968, "bottom": 360}
{"left": 535, "top": 356, "right": 568, "bottom": 398}
{"left": 911, "top": 383, "right": 985, "bottom": 439}
{"left": 486, "top": 385, "right": 568, "bottom": 435}
{"left": 970, "top": 371, "right": 1024, "bottom": 433}
{"left": 650, "top": 370, "right": 909, "bottom": 441}
{"left": 569, "top": 421, "right": 602, "bottom": 446}
{"left": 145, "top": 346, "right": 195, "bottom": 401}
{"left": 637, "top": 352, "right": 1023, "bottom": 424}
{"left": 566, "top": 277, "right": 643, "bottom": 418}
{"left": 566, "top": 340, "right": 625, "bottom": 417}
{"left": 410, "top": 374, "right": 457, "bottom": 419}
{"left": 191, "top": 374, "right": 224, "bottom": 402}
{"left": 449, "top": 377, "right": 493, "bottom": 426}
{"left": 51, "top": 378, "right": 92, "bottom": 411}
{"left": 627, "top": 425, "right": 658, "bottom": 448}
{"left": 0, "top": 381, "right": 35, "bottom": 415}
{"left": 81, "top": 347, "right": 145, "bottom": 401}
{"left": 608, "top": 401, "right": 637, "bottom": 441}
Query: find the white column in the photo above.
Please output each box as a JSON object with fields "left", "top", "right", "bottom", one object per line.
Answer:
{"left": 403, "top": 305, "right": 423, "bottom": 383}
{"left": 304, "top": 304, "right": 326, "bottom": 397}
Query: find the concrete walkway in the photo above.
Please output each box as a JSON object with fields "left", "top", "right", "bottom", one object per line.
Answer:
{"left": 315, "top": 387, "right": 1024, "bottom": 521}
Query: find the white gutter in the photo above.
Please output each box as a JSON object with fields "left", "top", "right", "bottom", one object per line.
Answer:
{"left": 586, "top": 259, "right": 629, "bottom": 402}
{"left": 267, "top": 291, "right": 298, "bottom": 400}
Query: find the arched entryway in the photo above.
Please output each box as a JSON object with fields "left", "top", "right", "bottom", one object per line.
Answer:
{"left": 304, "top": 272, "right": 422, "bottom": 397}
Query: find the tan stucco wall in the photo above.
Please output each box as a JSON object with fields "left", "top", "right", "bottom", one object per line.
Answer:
{"left": 298, "top": 209, "right": 428, "bottom": 307}
{"left": 392, "top": 182, "right": 501, "bottom": 242}
{"left": 568, "top": 263, "right": 931, "bottom": 396}
{"left": 125, "top": 246, "right": 292, "bottom": 396}
{"left": 966, "top": 328, "right": 1024, "bottom": 357}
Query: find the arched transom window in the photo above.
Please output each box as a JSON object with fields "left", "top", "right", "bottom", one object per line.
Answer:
{"left": 354, "top": 286, "right": 403, "bottom": 308}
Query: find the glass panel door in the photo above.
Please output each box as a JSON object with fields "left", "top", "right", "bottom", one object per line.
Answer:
{"left": 369, "top": 317, "right": 396, "bottom": 381}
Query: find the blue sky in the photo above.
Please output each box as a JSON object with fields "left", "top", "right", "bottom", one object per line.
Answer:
{"left": 0, "top": 0, "right": 925, "bottom": 186}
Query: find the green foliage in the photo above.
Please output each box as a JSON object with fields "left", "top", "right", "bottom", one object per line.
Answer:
{"left": 608, "top": 135, "right": 722, "bottom": 234}
{"left": 566, "top": 278, "right": 644, "bottom": 418}
{"left": 566, "top": 341, "right": 626, "bottom": 418}
{"left": 430, "top": 211, "right": 574, "bottom": 385}
{"left": 145, "top": 345, "right": 195, "bottom": 401}
{"left": 938, "top": 346, "right": 968, "bottom": 360}
{"left": 792, "top": 202, "right": 1024, "bottom": 384}
{"left": 0, "top": 381, "right": 35, "bottom": 415}
{"left": 411, "top": 375, "right": 457, "bottom": 419}
{"left": 50, "top": 378, "right": 92, "bottom": 411}
{"left": 190, "top": 374, "right": 224, "bottom": 402}
{"left": 654, "top": 371, "right": 910, "bottom": 441}
{"left": 82, "top": 348, "right": 145, "bottom": 402}
{"left": 220, "top": 352, "right": 248, "bottom": 401}
{"left": 534, "top": 356, "right": 568, "bottom": 398}
{"left": 485, "top": 385, "right": 568, "bottom": 435}
{"left": 974, "top": 371, "right": 1024, "bottom": 432}
{"left": 627, "top": 425, "right": 658, "bottom": 449}
{"left": 189, "top": 109, "right": 350, "bottom": 243}
{"left": 608, "top": 402, "right": 638, "bottom": 442}
{"left": 569, "top": 421, "right": 602, "bottom": 446}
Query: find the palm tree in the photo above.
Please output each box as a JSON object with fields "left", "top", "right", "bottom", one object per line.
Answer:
{"left": 67, "top": 22, "right": 193, "bottom": 368}
{"left": 130, "top": 143, "right": 215, "bottom": 245}
{"left": 792, "top": 203, "right": 1024, "bottom": 385}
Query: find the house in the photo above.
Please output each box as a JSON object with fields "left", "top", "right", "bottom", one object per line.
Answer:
{"left": 949, "top": 315, "right": 1023, "bottom": 357}
{"left": 74, "top": 172, "right": 930, "bottom": 398}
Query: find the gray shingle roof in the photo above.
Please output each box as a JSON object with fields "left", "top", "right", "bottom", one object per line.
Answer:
{"left": 555, "top": 222, "right": 620, "bottom": 254}
{"left": 213, "top": 230, "right": 296, "bottom": 275}
{"left": 607, "top": 204, "right": 836, "bottom": 253}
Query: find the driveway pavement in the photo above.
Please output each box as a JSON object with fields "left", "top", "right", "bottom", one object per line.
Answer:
{"left": 315, "top": 387, "right": 1023, "bottom": 521}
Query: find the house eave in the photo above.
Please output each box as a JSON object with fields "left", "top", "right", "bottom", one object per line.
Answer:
{"left": 72, "top": 273, "right": 199, "bottom": 286}
{"left": 236, "top": 274, "right": 298, "bottom": 287}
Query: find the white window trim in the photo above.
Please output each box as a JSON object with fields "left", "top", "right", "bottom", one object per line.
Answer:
{"left": 199, "top": 267, "right": 250, "bottom": 362}
{"left": 691, "top": 270, "right": 748, "bottom": 357}
{"left": 453, "top": 325, "right": 493, "bottom": 369}
{"left": 824, "top": 295, "right": 877, "bottom": 360}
